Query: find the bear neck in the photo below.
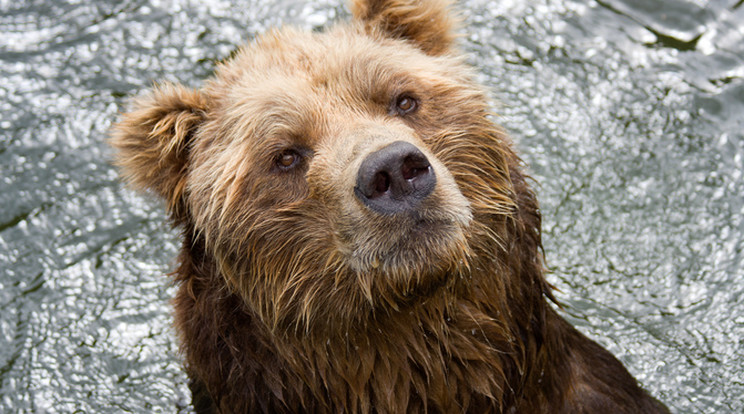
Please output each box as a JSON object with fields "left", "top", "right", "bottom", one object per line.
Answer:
{"left": 174, "top": 230, "right": 567, "bottom": 412}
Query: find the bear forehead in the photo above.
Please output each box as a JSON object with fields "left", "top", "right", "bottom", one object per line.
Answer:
{"left": 198, "top": 26, "right": 475, "bottom": 151}
{"left": 208, "top": 26, "right": 467, "bottom": 107}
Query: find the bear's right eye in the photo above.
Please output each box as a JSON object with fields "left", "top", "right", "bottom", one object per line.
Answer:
{"left": 274, "top": 148, "right": 312, "bottom": 172}
{"left": 275, "top": 149, "right": 302, "bottom": 171}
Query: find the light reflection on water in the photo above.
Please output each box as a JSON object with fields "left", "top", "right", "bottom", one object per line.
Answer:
{"left": 1, "top": 0, "right": 742, "bottom": 412}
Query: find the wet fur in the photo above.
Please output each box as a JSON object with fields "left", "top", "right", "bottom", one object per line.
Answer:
{"left": 110, "top": 0, "right": 669, "bottom": 412}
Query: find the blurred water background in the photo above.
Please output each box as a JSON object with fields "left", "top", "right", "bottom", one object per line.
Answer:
{"left": 1, "top": 0, "right": 742, "bottom": 412}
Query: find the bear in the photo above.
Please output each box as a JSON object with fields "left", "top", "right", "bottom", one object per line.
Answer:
{"left": 110, "top": 0, "right": 670, "bottom": 412}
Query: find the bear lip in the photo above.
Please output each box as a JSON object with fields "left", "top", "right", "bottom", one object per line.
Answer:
{"left": 342, "top": 206, "right": 469, "bottom": 277}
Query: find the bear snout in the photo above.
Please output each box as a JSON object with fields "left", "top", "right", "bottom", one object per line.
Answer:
{"left": 354, "top": 140, "right": 436, "bottom": 215}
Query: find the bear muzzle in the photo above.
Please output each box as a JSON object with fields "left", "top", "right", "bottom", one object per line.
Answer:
{"left": 354, "top": 140, "right": 436, "bottom": 215}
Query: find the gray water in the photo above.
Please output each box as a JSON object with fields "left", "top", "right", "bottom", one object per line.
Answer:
{"left": 1, "top": 0, "right": 742, "bottom": 412}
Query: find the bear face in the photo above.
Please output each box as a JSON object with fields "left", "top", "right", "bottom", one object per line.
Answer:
{"left": 113, "top": 3, "right": 529, "bottom": 336}
{"left": 110, "top": 0, "right": 668, "bottom": 412}
{"left": 189, "top": 29, "right": 523, "bottom": 334}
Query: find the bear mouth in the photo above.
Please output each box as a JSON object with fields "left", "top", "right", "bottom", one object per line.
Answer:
{"left": 339, "top": 211, "right": 472, "bottom": 311}
{"left": 344, "top": 209, "right": 471, "bottom": 277}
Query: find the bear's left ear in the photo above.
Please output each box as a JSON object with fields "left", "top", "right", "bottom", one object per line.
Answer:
{"left": 351, "top": 0, "right": 458, "bottom": 55}
{"left": 110, "top": 83, "right": 207, "bottom": 219}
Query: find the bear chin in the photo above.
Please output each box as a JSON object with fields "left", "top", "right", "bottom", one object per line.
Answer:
{"left": 341, "top": 202, "right": 473, "bottom": 274}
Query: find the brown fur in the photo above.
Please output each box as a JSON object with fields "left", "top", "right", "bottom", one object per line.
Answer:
{"left": 110, "top": 1, "right": 669, "bottom": 412}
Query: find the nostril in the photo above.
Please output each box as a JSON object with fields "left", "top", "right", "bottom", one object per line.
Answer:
{"left": 374, "top": 171, "right": 391, "bottom": 195}
{"left": 401, "top": 155, "right": 431, "bottom": 181}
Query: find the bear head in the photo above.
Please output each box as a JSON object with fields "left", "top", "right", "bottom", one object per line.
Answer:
{"left": 110, "top": 0, "right": 546, "bottom": 339}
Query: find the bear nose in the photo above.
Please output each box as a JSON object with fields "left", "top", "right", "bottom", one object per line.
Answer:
{"left": 354, "top": 141, "right": 436, "bottom": 215}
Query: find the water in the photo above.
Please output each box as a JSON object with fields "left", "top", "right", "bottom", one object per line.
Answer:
{"left": 1, "top": 0, "right": 742, "bottom": 412}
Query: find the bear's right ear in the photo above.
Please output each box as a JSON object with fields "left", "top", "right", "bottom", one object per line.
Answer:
{"left": 110, "top": 83, "right": 207, "bottom": 218}
{"left": 351, "top": 0, "right": 457, "bottom": 55}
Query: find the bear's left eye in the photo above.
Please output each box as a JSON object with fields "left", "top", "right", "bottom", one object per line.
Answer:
{"left": 392, "top": 94, "right": 419, "bottom": 116}
{"left": 275, "top": 149, "right": 302, "bottom": 171}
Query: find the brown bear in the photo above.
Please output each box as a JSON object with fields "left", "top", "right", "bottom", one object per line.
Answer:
{"left": 110, "top": 0, "right": 669, "bottom": 412}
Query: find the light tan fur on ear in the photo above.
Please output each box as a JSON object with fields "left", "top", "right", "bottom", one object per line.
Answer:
{"left": 110, "top": 83, "right": 207, "bottom": 219}
{"left": 351, "top": 0, "right": 458, "bottom": 55}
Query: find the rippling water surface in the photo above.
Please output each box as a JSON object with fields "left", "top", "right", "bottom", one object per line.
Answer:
{"left": 1, "top": 0, "right": 742, "bottom": 412}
